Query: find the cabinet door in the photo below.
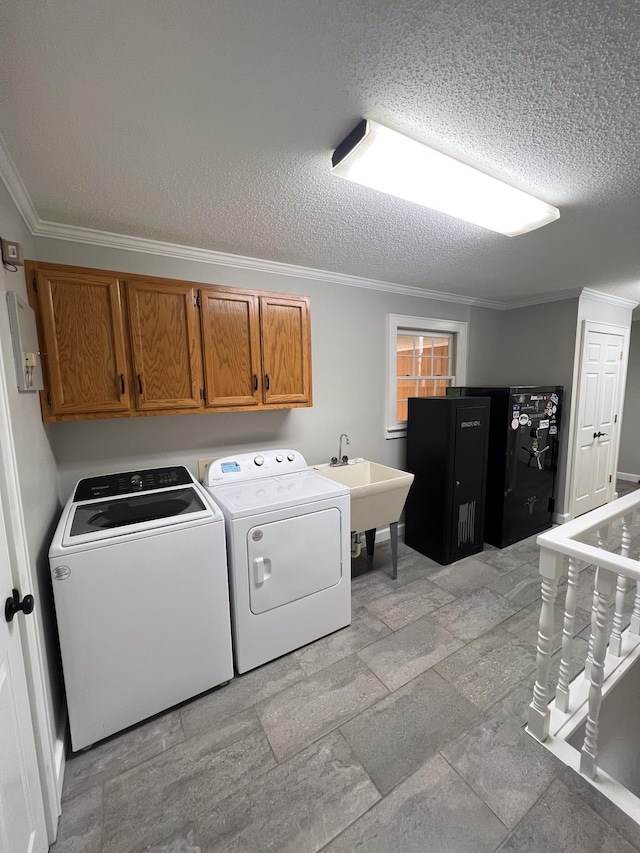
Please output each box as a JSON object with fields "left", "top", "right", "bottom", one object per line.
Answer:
{"left": 449, "top": 404, "right": 488, "bottom": 560}
{"left": 37, "top": 270, "right": 130, "bottom": 414}
{"left": 127, "top": 280, "right": 203, "bottom": 410}
{"left": 200, "top": 289, "right": 262, "bottom": 408}
{"left": 260, "top": 296, "right": 312, "bottom": 405}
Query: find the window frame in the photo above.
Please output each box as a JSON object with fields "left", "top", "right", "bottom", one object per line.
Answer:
{"left": 385, "top": 314, "right": 468, "bottom": 439}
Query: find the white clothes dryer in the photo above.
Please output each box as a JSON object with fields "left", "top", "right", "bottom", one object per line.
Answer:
{"left": 203, "top": 449, "right": 351, "bottom": 673}
{"left": 49, "top": 465, "right": 233, "bottom": 751}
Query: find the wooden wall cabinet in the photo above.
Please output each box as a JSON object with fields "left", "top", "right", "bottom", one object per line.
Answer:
{"left": 27, "top": 262, "right": 312, "bottom": 421}
{"left": 200, "top": 291, "right": 312, "bottom": 409}
{"left": 201, "top": 289, "right": 262, "bottom": 408}
{"left": 261, "top": 295, "right": 311, "bottom": 405}
{"left": 35, "top": 269, "right": 130, "bottom": 416}
{"left": 127, "top": 279, "right": 204, "bottom": 411}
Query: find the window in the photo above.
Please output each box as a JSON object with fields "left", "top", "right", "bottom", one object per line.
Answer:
{"left": 386, "top": 314, "right": 468, "bottom": 438}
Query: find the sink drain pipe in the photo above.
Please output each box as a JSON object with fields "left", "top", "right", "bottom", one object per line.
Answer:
{"left": 351, "top": 532, "right": 362, "bottom": 559}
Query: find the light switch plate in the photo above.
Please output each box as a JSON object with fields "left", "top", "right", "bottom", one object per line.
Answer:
{"left": 1, "top": 239, "right": 24, "bottom": 266}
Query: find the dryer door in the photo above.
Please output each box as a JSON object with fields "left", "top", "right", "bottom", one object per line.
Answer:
{"left": 247, "top": 508, "right": 342, "bottom": 614}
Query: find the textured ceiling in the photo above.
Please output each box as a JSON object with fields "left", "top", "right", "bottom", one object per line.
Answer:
{"left": 1, "top": 0, "right": 640, "bottom": 305}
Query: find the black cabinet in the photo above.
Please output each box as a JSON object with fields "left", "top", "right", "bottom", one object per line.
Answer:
{"left": 405, "top": 396, "right": 490, "bottom": 565}
{"left": 447, "top": 386, "right": 563, "bottom": 547}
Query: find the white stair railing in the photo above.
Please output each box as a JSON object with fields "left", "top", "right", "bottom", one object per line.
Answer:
{"left": 527, "top": 489, "right": 640, "bottom": 782}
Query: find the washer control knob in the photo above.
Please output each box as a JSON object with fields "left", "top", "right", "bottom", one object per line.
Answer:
{"left": 130, "top": 474, "right": 143, "bottom": 488}
{"left": 254, "top": 455, "right": 265, "bottom": 466}
{"left": 276, "top": 454, "right": 284, "bottom": 463}
{"left": 287, "top": 452, "right": 295, "bottom": 462}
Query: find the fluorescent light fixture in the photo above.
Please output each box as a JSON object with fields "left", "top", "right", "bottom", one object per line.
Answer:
{"left": 331, "top": 119, "right": 560, "bottom": 236}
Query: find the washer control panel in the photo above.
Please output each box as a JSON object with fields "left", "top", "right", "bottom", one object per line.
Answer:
{"left": 204, "top": 449, "right": 307, "bottom": 485}
{"left": 73, "top": 466, "right": 193, "bottom": 501}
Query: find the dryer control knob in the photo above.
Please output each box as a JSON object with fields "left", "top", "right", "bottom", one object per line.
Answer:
{"left": 287, "top": 452, "right": 295, "bottom": 462}
{"left": 276, "top": 454, "right": 284, "bottom": 463}
{"left": 254, "top": 455, "right": 265, "bottom": 466}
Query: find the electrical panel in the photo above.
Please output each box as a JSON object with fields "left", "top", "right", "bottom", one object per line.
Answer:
{"left": 6, "top": 291, "right": 44, "bottom": 392}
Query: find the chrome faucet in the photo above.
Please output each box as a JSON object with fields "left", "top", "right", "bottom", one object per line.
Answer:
{"left": 331, "top": 433, "right": 350, "bottom": 467}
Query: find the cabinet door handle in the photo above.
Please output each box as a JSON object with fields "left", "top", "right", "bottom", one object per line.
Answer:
{"left": 265, "top": 373, "right": 270, "bottom": 391}
{"left": 137, "top": 374, "right": 144, "bottom": 395}
{"left": 119, "top": 374, "right": 125, "bottom": 395}
{"left": 253, "top": 374, "right": 258, "bottom": 391}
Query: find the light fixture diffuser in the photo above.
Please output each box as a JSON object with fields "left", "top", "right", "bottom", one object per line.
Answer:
{"left": 331, "top": 120, "right": 560, "bottom": 236}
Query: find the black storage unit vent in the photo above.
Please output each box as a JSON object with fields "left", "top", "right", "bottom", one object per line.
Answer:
{"left": 447, "top": 385, "right": 563, "bottom": 547}
{"left": 405, "top": 396, "right": 490, "bottom": 565}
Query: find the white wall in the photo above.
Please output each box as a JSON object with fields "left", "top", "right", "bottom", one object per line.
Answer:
{"left": 0, "top": 180, "right": 63, "bottom": 802}
{"left": 467, "top": 298, "right": 580, "bottom": 515}
{"left": 466, "top": 305, "right": 507, "bottom": 381}
{"left": 618, "top": 320, "right": 640, "bottom": 478}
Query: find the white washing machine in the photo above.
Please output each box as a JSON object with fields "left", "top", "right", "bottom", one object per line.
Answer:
{"left": 203, "top": 449, "right": 351, "bottom": 673}
{"left": 49, "top": 465, "right": 234, "bottom": 751}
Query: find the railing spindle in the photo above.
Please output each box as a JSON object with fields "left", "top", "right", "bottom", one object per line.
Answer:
{"left": 528, "top": 548, "right": 564, "bottom": 742}
{"left": 609, "top": 513, "right": 632, "bottom": 656}
{"left": 630, "top": 507, "right": 640, "bottom": 634}
{"left": 556, "top": 555, "right": 579, "bottom": 712}
{"left": 585, "top": 525, "right": 610, "bottom": 681}
{"left": 630, "top": 584, "right": 640, "bottom": 636}
{"left": 581, "top": 566, "right": 616, "bottom": 779}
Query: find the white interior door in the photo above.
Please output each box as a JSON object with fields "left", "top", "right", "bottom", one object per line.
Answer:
{"left": 573, "top": 325, "right": 625, "bottom": 516}
{"left": 0, "top": 485, "right": 47, "bottom": 853}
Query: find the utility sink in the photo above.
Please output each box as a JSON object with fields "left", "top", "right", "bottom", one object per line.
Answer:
{"left": 311, "top": 460, "right": 414, "bottom": 533}
{"left": 310, "top": 460, "right": 414, "bottom": 578}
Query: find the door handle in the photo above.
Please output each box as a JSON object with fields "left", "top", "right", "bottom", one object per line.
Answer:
{"left": 593, "top": 431, "right": 608, "bottom": 439}
{"left": 253, "top": 556, "right": 271, "bottom": 585}
{"left": 5, "top": 589, "right": 35, "bottom": 623}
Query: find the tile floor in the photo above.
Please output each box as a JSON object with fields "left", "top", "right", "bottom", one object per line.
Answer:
{"left": 50, "top": 511, "right": 640, "bottom": 853}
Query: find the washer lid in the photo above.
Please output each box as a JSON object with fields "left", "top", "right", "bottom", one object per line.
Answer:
{"left": 207, "top": 470, "right": 348, "bottom": 517}
{"left": 60, "top": 484, "right": 218, "bottom": 548}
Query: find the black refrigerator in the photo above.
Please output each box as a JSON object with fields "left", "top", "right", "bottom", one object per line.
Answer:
{"left": 447, "top": 386, "right": 563, "bottom": 547}
{"left": 405, "top": 396, "right": 490, "bottom": 565}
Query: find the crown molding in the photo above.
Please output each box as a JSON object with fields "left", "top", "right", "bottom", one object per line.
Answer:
{"left": 481, "top": 286, "right": 640, "bottom": 312}
{"left": 505, "top": 288, "right": 582, "bottom": 310}
{"left": 34, "top": 219, "right": 507, "bottom": 309}
{"left": 0, "top": 142, "right": 503, "bottom": 310}
{"left": 0, "top": 133, "right": 40, "bottom": 232}
{"left": 580, "top": 287, "right": 638, "bottom": 310}
{"left": 5, "top": 143, "right": 623, "bottom": 315}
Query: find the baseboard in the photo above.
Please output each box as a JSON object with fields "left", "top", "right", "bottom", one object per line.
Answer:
{"left": 54, "top": 737, "right": 65, "bottom": 802}
{"left": 54, "top": 702, "right": 67, "bottom": 802}
{"left": 617, "top": 471, "right": 640, "bottom": 483}
{"left": 553, "top": 511, "right": 571, "bottom": 525}
{"left": 44, "top": 706, "right": 66, "bottom": 844}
